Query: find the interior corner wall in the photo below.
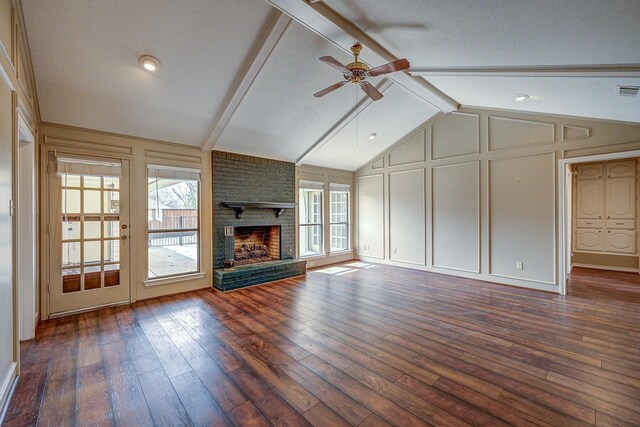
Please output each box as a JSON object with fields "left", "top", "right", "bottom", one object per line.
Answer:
{"left": 355, "top": 107, "right": 640, "bottom": 292}
{"left": 1, "top": 0, "right": 40, "bottom": 414}
{"left": 296, "top": 164, "right": 355, "bottom": 268}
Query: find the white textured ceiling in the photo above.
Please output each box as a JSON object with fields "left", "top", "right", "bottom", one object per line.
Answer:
{"left": 324, "top": 0, "right": 640, "bottom": 66}
{"left": 21, "top": 0, "right": 274, "bottom": 146}
{"left": 215, "top": 21, "right": 359, "bottom": 162}
{"left": 21, "top": 0, "right": 640, "bottom": 170}
{"left": 319, "top": 0, "right": 640, "bottom": 128}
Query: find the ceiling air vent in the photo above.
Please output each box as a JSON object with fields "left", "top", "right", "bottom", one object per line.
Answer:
{"left": 616, "top": 85, "right": 639, "bottom": 97}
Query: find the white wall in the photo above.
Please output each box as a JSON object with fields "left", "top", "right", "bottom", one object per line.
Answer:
{"left": 355, "top": 107, "right": 640, "bottom": 292}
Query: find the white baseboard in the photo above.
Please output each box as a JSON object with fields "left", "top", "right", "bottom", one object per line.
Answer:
{"left": 357, "top": 256, "right": 559, "bottom": 293}
{"left": 0, "top": 362, "right": 17, "bottom": 424}
{"left": 572, "top": 263, "right": 639, "bottom": 273}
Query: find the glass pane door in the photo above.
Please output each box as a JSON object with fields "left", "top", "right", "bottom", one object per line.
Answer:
{"left": 49, "top": 156, "right": 130, "bottom": 315}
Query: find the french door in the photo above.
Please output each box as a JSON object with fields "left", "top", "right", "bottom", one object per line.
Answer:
{"left": 49, "top": 155, "right": 130, "bottom": 315}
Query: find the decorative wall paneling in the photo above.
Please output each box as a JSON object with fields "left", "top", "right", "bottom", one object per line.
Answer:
{"left": 388, "top": 130, "right": 425, "bottom": 167}
{"left": 371, "top": 158, "right": 384, "bottom": 170}
{"left": 488, "top": 116, "right": 555, "bottom": 151}
{"left": 489, "top": 152, "right": 556, "bottom": 285}
{"left": 432, "top": 162, "right": 480, "bottom": 273}
{"left": 431, "top": 112, "right": 479, "bottom": 160}
{"left": 355, "top": 106, "right": 640, "bottom": 293}
{"left": 389, "top": 168, "right": 425, "bottom": 265}
{"left": 562, "top": 125, "right": 590, "bottom": 141}
{"left": 357, "top": 174, "right": 384, "bottom": 259}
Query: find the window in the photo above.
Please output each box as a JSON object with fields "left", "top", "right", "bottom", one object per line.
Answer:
{"left": 147, "top": 165, "right": 201, "bottom": 279}
{"left": 57, "top": 158, "right": 122, "bottom": 292}
{"left": 299, "top": 180, "right": 324, "bottom": 257}
{"left": 330, "top": 183, "right": 350, "bottom": 251}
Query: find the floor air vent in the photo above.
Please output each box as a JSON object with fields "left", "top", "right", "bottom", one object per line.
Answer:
{"left": 616, "top": 85, "right": 639, "bottom": 97}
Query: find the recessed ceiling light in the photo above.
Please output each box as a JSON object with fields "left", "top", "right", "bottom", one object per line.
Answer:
{"left": 369, "top": 133, "right": 377, "bottom": 140}
{"left": 139, "top": 55, "right": 160, "bottom": 72}
{"left": 514, "top": 93, "right": 529, "bottom": 101}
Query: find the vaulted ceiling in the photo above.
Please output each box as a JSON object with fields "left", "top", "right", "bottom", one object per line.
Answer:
{"left": 21, "top": 0, "right": 640, "bottom": 171}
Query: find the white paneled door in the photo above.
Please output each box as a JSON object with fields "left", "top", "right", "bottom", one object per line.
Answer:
{"left": 49, "top": 156, "right": 130, "bottom": 315}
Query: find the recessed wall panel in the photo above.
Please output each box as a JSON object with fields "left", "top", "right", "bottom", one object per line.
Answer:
{"left": 388, "top": 131, "right": 425, "bottom": 166}
{"left": 431, "top": 112, "right": 479, "bottom": 160}
{"left": 432, "top": 162, "right": 479, "bottom": 272}
{"left": 389, "top": 169, "right": 425, "bottom": 264}
{"left": 357, "top": 174, "right": 384, "bottom": 259}
{"left": 489, "top": 116, "right": 555, "bottom": 151}
{"left": 0, "top": 2, "right": 12, "bottom": 65}
{"left": 490, "top": 153, "right": 555, "bottom": 284}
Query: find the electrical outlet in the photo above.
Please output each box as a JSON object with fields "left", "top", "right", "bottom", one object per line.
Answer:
{"left": 516, "top": 261, "right": 524, "bottom": 270}
{"left": 308, "top": 261, "right": 315, "bottom": 267}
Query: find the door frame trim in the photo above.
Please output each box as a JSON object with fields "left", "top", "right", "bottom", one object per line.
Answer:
{"left": 558, "top": 149, "right": 640, "bottom": 295}
{"left": 43, "top": 151, "right": 132, "bottom": 317}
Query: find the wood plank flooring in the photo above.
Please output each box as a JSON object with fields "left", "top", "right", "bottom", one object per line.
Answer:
{"left": 3, "top": 262, "right": 640, "bottom": 426}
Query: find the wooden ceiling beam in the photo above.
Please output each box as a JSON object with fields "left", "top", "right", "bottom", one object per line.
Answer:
{"left": 408, "top": 64, "right": 640, "bottom": 78}
{"left": 201, "top": 11, "right": 291, "bottom": 151}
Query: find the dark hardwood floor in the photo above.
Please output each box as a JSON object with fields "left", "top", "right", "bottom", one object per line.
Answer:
{"left": 4, "top": 262, "right": 640, "bottom": 426}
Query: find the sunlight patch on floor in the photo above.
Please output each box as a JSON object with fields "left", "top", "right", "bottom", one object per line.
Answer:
{"left": 314, "top": 262, "right": 375, "bottom": 275}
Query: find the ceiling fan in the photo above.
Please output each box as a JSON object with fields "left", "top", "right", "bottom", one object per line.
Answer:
{"left": 313, "top": 42, "right": 409, "bottom": 101}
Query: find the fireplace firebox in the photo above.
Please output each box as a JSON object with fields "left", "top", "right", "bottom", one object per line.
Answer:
{"left": 228, "top": 225, "right": 281, "bottom": 267}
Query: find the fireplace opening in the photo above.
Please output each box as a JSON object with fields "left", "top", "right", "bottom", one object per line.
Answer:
{"left": 233, "top": 225, "right": 281, "bottom": 266}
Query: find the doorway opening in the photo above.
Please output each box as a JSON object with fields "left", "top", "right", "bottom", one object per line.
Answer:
{"left": 559, "top": 150, "right": 640, "bottom": 295}
{"left": 17, "top": 113, "right": 36, "bottom": 340}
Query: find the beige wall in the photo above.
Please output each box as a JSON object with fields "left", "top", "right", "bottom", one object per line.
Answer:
{"left": 355, "top": 107, "right": 640, "bottom": 292}
{"left": 296, "top": 164, "right": 355, "bottom": 268}
{"left": 39, "top": 123, "right": 213, "bottom": 317}
{"left": 0, "top": 0, "right": 39, "bottom": 412}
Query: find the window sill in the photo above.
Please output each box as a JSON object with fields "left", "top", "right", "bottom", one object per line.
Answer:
{"left": 144, "top": 272, "right": 206, "bottom": 287}
{"left": 328, "top": 250, "right": 353, "bottom": 256}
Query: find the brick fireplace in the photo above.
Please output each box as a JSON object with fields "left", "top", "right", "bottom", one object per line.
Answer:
{"left": 212, "top": 151, "right": 305, "bottom": 291}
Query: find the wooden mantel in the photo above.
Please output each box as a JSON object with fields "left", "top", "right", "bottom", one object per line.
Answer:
{"left": 221, "top": 201, "right": 296, "bottom": 219}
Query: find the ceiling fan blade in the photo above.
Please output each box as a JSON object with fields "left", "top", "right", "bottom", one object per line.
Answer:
{"left": 360, "top": 82, "right": 383, "bottom": 101}
{"left": 320, "top": 56, "right": 351, "bottom": 74}
{"left": 368, "top": 58, "right": 410, "bottom": 77}
{"left": 313, "top": 81, "right": 348, "bottom": 98}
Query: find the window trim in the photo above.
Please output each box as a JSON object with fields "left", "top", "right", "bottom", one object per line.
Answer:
{"left": 329, "top": 185, "right": 351, "bottom": 252}
{"left": 299, "top": 183, "right": 325, "bottom": 258}
{"left": 146, "top": 164, "right": 202, "bottom": 282}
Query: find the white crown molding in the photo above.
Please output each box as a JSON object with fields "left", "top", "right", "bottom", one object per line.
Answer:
{"left": 409, "top": 63, "right": 640, "bottom": 78}
{"left": 201, "top": 12, "right": 292, "bottom": 151}
{"left": 296, "top": 79, "right": 393, "bottom": 166}
{"left": 263, "top": 0, "right": 458, "bottom": 113}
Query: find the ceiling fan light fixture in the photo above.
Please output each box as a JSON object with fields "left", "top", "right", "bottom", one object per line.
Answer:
{"left": 139, "top": 55, "right": 160, "bottom": 72}
{"left": 514, "top": 93, "right": 529, "bottom": 101}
